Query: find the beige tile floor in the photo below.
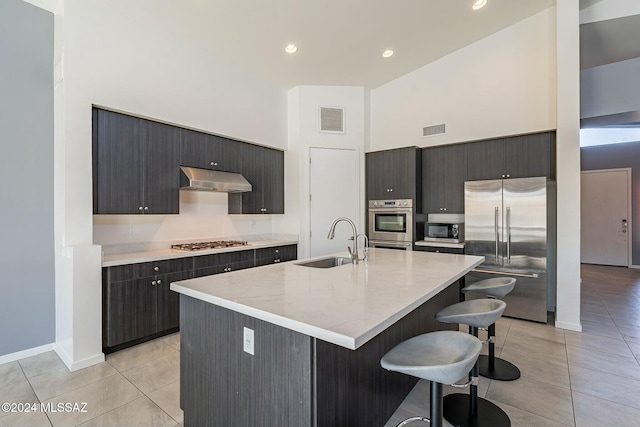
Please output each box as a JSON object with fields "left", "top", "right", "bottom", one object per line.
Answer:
{"left": 1, "top": 263, "right": 639, "bottom": 426}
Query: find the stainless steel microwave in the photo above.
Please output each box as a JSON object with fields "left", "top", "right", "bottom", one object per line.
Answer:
{"left": 424, "top": 222, "right": 464, "bottom": 243}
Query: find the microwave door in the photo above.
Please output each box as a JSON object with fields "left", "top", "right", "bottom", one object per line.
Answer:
{"left": 464, "top": 180, "right": 503, "bottom": 267}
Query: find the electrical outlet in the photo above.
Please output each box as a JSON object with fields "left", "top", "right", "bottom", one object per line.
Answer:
{"left": 243, "top": 327, "right": 254, "bottom": 355}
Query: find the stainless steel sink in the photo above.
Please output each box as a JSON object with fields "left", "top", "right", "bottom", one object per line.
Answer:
{"left": 295, "top": 256, "right": 353, "bottom": 268}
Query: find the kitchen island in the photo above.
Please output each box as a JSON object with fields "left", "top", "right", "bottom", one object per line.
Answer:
{"left": 171, "top": 248, "right": 484, "bottom": 427}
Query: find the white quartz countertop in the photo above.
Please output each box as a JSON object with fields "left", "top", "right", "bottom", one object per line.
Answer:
{"left": 102, "top": 239, "right": 298, "bottom": 267}
{"left": 171, "top": 249, "right": 484, "bottom": 350}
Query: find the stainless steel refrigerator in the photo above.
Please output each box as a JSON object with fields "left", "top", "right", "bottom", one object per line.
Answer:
{"left": 464, "top": 177, "right": 553, "bottom": 323}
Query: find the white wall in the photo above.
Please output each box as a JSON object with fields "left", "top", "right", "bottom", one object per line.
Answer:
{"left": 276, "top": 86, "right": 366, "bottom": 258}
{"left": 56, "top": 0, "right": 288, "bottom": 369}
{"left": 580, "top": 0, "right": 640, "bottom": 24}
{"left": 369, "top": 8, "right": 557, "bottom": 151}
{"left": 581, "top": 57, "right": 640, "bottom": 118}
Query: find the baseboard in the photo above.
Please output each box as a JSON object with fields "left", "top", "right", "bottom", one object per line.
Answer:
{"left": 0, "top": 343, "right": 55, "bottom": 365}
{"left": 55, "top": 344, "right": 105, "bottom": 372}
{"left": 629, "top": 264, "right": 640, "bottom": 269}
{"left": 555, "top": 320, "right": 582, "bottom": 332}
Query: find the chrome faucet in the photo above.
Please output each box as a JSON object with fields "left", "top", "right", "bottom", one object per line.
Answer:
{"left": 327, "top": 217, "right": 359, "bottom": 264}
{"left": 356, "top": 233, "right": 369, "bottom": 262}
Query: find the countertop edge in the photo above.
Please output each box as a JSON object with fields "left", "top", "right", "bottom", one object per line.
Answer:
{"left": 102, "top": 239, "right": 299, "bottom": 267}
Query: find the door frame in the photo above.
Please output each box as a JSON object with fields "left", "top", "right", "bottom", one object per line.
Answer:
{"left": 581, "top": 168, "right": 633, "bottom": 267}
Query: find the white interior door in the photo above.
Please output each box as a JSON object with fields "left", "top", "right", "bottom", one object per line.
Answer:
{"left": 581, "top": 169, "right": 631, "bottom": 266}
{"left": 309, "top": 148, "right": 359, "bottom": 257}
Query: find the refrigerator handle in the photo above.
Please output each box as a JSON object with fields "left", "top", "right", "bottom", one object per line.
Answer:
{"left": 506, "top": 206, "right": 511, "bottom": 264}
{"left": 494, "top": 206, "right": 499, "bottom": 262}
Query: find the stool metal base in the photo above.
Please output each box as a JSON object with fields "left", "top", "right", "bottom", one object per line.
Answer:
{"left": 478, "top": 355, "right": 520, "bottom": 381}
{"left": 396, "top": 416, "right": 430, "bottom": 426}
{"left": 443, "top": 393, "right": 511, "bottom": 427}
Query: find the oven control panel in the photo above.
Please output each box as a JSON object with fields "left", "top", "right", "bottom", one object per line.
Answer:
{"left": 369, "top": 199, "right": 412, "bottom": 208}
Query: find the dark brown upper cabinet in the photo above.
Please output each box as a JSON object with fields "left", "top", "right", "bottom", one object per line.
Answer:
{"left": 180, "top": 129, "right": 242, "bottom": 172}
{"left": 422, "top": 144, "right": 467, "bottom": 214}
{"left": 466, "top": 132, "right": 555, "bottom": 181}
{"left": 228, "top": 144, "right": 284, "bottom": 214}
{"left": 366, "top": 147, "right": 422, "bottom": 203}
{"left": 93, "top": 109, "right": 180, "bottom": 214}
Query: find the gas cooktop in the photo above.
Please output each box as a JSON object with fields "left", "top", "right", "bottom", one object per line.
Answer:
{"left": 171, "top": 240, "right": 249, "bottom": 251}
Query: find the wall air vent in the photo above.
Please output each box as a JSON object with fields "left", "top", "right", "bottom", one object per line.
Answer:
{"left": 423, "top": 123, "right": 446, "bottom": 137}
{"left": 319, "top": 106, "right": 345, "bottom": 134}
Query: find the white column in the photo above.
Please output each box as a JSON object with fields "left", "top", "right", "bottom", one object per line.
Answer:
{"left": 555, "top": 0, "right": 582, "bottom": 331}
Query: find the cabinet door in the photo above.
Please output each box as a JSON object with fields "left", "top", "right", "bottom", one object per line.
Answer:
{"left": 94, "top": 110, "right": 145, "bottom": 214}
{"left": 156, "top": 270, "right": 192, "bottom": 332}
{"left": 366, "top": 147, "right": 419, "bottom": 200}
{"left": 220, "top": 250, "right": 255, "bottom": 272}
{"left": 143, "top": 121, "right": 180, "bottom": 214}
{"left": 103, "top": 277, "right": 157, "bottom": 347}
{"left": 262, "top": 148, "right": 284, "bottom": 214}
{"left": 422, "top": 148, "right": 444, "bottom": 213}
{"left": 228, "top": 143, "right": 262, "bottom": 213}
{"left": 228, "top": 144, "right": 285, "bottom": 214}
{"left": 366, "top": 151, "right": 389, "bottom": 199}
{"left": 441, "top": 144, "right": 467, "bottom": 213}
{"left": 503, "top": 132, "right": 553, "bottom": 179}
{"left": 193, "top": 253, "right": 225, "bottom": 277}
{"left": 388, "top": 147, "right": 418, "bottom": 199}
{"left": 466, "top": 139, "right": 505, "bottom": 181}
{"left": 180, "top": 129, "right": 242, "bottom": 172}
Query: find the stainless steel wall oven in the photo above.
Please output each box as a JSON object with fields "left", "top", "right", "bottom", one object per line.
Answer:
{"left": 368, "top": 199, "right": 414, "bottom": 249}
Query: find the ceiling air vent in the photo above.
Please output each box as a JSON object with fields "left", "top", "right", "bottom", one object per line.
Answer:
{"left": 423, "top": 123, "right": 446, "bottom": 137}
{"left": 319, "top": 106, "right": 345, "bottom": 133}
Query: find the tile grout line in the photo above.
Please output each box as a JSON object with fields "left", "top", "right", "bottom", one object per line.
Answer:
{"left": 16, "top": 358, "right": 54, "bottom": 427}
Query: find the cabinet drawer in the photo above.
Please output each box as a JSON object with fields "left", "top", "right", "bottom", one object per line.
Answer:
{"left": 106, "top": 257, "right": 194, "bottom": 282}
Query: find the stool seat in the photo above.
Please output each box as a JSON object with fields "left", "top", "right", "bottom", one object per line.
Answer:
{"left": 381, "top": 331, "right": 482, "bottom": 385}
{"left": 436, "top": 299, "right": 506, "bottom": 329}
{"left": 462, "top": 277, "right": 516, "bottom": 298}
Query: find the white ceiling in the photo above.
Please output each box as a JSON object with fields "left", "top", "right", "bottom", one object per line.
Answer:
{"left": 159, "top": 0, "right": 556, "bottom": 89}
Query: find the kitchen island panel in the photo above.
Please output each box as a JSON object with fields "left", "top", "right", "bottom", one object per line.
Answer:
{"left": 181, "top": 296, "right": 313, "bottom": 427}
{"left": 314, "top": 282, "right": 459, "bottom": 427}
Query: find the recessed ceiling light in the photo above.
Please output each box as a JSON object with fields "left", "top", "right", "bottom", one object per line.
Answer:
{"left": 285, "top": 44, "right": 298, "bottom": 54}
{"left": 382, "top": 49, "right": 394, "bottom": 58}
{"left": 472, "top": 0, "right": 487, "bottom": 10}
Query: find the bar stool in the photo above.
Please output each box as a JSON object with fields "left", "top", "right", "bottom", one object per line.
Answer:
{"left": 462, "top": 277, "right": 520, "bottom": 381}
{"left": 380, "top": 331, "right": 482, "bottom": 427}
{"left": 436, "top": 299, "right": 511, "bottom": 427}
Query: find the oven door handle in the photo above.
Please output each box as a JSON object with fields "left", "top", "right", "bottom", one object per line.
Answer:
{"left": 368, "top": 209, "right": 413, "bottom": 214}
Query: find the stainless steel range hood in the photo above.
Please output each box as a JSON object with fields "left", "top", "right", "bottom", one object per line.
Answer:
{"left": 179, "top": 166, "right": 252, "bottom": 193}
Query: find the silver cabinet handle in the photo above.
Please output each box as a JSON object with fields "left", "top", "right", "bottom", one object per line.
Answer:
{"left": 144, "top": 206, "right": 148, "bottom": 211}
{"left": 210, "top": 162, "right": 218, "bottom": 166}
{"left": 156, "top": 279, "right": 162, "bottom": 285}
{"left": 151, "top": 280, "right": 157, "bottom": 286}
{"left": 508, "top": 207, "right": 512, "bottom": 262}
{"left": 139, "top": 206, "right": 143, "bottom": 211}
{"left": 494, "top": 206, "right": 499, "bottom": 262}
{"left": 154, "top": 266, "right": 159, "bottom": 272}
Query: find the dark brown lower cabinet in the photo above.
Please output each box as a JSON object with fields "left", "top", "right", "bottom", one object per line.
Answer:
{"left": 103, "top": 245, "right": 298, "bottom": 352}
{"left": 103, "top": 277, "right": 157, "bottom": 348}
